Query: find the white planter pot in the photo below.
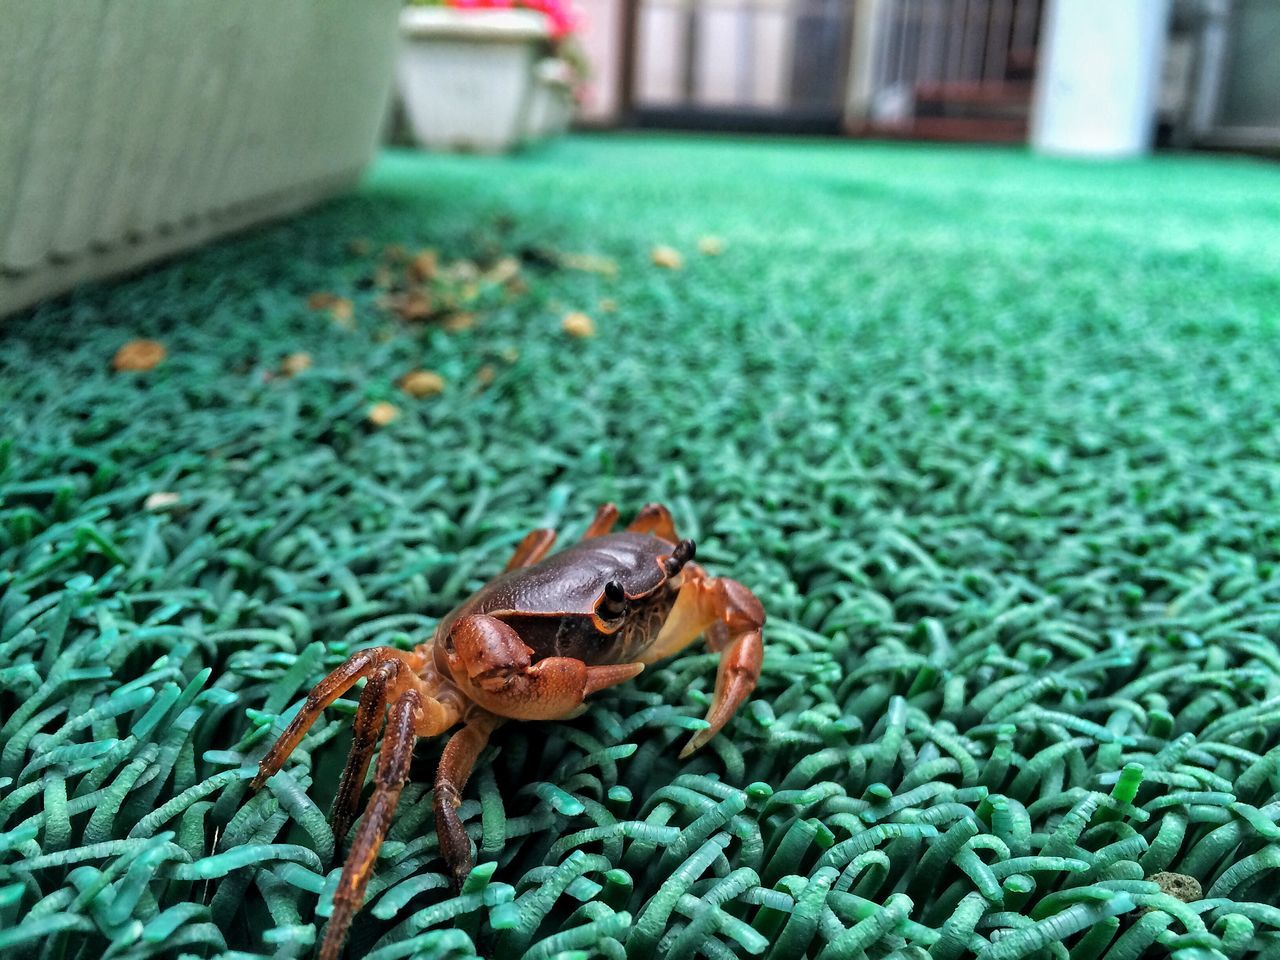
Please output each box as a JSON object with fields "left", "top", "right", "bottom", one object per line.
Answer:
{"left": 1031, "top": 0, "right": 1172, "bottom": 158}
{"left": 0, "top": 0, "right": 400, "bottom": 318}
{"left": 397, "top": 7, "right": 550, "bottom": 153}
{"left": 525, "top": 58, "right": 577, "bottom": 139}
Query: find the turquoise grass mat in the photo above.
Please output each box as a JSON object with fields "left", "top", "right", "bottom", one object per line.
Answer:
{"left": 3, "top": 134, "right": 1280, "bottom": 959}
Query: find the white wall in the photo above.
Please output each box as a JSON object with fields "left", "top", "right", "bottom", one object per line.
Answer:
{"left": 576, "top": 0, "right": 624, "bottom": 120}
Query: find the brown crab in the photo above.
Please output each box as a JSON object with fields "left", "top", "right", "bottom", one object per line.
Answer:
{"left": 250, "top": 503, "right": 766, "bottom": 960}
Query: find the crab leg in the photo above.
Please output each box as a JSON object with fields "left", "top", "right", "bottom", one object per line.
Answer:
{"left": 583, "top": 502, "right": 619, "bottom": 538}
{"left": 254, "top": 648, "right": 463, "bottom": 839}
{"left": 434, "top": 711, "right": 504, "bottom": 888}
{"left": 504, "top": 528, "right": 558, "bottom": 571}
{"left": 446, "top": 614, "right": 644, "bottom": 721}
{"left": 251, "top": 647, "right": 425, "bottom": 791}
{"left": 329, "top": 665, "right": 392, "bottom": 847}
{"left": 642, "top": 563, "right": 765, "bottom": 757}
{"left": 626, "top": 502, "right": 680, "bottom": 542}
{"left": 319, "top": 690, "right": 422, "bottom": 960}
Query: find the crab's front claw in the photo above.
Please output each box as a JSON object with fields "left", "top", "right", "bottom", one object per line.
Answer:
{"left": 681, "top": 623, "right": 763, "bottom": 757}
{"left": 642, "top": 567, "right": 766, "bottom": 757}
{"left": 447, "top": 614, "right": 643, "bottom": 721}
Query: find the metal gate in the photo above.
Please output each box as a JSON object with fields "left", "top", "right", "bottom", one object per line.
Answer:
{"left": 614, "top": 0, "right": 1045, "bottom": 141}
{"left": 850, "top": 0, "right": 1045, "bottom": 142}
{"left": 1165, "top": 0, "right": 1280, "bottom": 151}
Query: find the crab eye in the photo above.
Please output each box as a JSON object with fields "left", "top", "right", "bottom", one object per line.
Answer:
{"left": 662, "top": 539, "right": 696, "bottom": 577}
{"left": 599, "top": 580, "right": 627, "bottom": 619}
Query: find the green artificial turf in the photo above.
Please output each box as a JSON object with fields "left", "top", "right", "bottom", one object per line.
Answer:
{"left": 3, "top": 133, "right": 1280, "bottom": 960}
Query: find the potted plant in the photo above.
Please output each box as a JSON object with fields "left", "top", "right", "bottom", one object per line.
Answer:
{"left": 398, "top": 0, "right": 584, "bottom": 153}
{"left": 525, "top": 45, "right": 582, "bottom": 140}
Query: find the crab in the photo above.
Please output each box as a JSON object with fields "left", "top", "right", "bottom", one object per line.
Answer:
{"left": 250, "top": 503, "right": 766, "bottom": 960}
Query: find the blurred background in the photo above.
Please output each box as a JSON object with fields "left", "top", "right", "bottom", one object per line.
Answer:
{"left": 2, "top": 0, "right": 1277, "bottom": 317}
{"left": 500, "top": 0, "right": 1279, "bottom": 151}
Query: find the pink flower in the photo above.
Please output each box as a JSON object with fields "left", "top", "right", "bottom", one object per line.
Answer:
{"left": 443, "top": 0, "right": 579, "bottom": 37}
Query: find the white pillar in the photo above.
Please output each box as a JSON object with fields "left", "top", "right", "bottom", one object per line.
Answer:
{"left": 1031, "top": 0, "right": 1172, "bottom": 158}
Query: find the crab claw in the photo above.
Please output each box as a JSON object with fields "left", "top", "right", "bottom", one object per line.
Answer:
{"left": 679, "top": 624, "right": 762, "bottom": 757}
{"left": 640, "top": 565, "right": 766, "bottom": 756}
{"left": 446, "top": 614, "right": 643, "bottom": 721}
